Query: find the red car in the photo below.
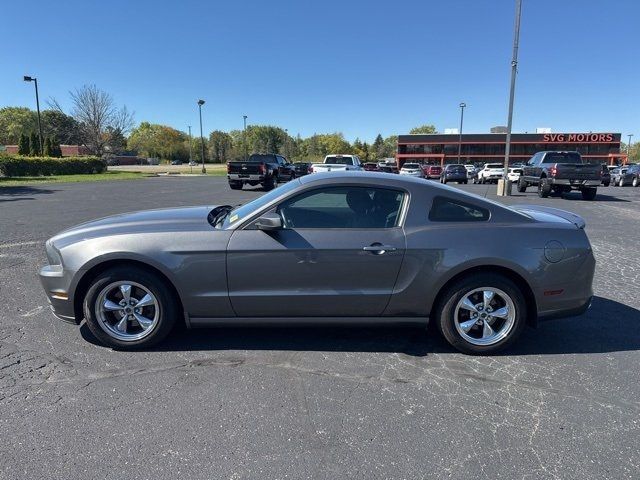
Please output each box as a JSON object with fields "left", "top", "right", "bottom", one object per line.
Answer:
{"left": 423, "top": 165, "right": 442, "bottom": 179}
{"left": 363, "top": 162, "right": 379, "bottom": 171}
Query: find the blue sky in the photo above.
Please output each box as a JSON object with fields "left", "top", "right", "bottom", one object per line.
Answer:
{"left": 1, "top": 0, "right": 638, "bottom": 143}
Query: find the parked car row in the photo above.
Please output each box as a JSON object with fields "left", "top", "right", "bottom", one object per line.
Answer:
{"left": 610, "top": 165, "right": 640, "bottom": 187}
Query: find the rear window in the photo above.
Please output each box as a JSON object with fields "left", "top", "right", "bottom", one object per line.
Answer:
{"left": 325, "top": 156, "right": 354, "bottom": 165}
{"left": 429, "top": 196, "right": 490, "bottom": 222}
{"left": 542, "top": 152, "right": 581, "bottom": 164}
{"left": 403, "top": 163, "right": 419, "bottom": 168}
{"left": 247, "top": 154, "right": 275, "bottom": 163}
{"left": 485, "top": 163, "right": 502, "bottom": 169}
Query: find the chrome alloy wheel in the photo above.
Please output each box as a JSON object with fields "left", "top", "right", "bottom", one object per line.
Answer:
{"left": 453, "top": 287, "right": 516, "bottom": 346}
{"left": 95, "top": 281, "right": 160, "bottom": 341}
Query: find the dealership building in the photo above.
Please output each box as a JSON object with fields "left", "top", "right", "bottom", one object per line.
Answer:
{"left": 396, "top": 132, "right": 624, "bottom": 167}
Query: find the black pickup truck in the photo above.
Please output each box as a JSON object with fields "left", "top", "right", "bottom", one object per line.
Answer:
{"left": 518, "top": 151, "right": 601, "bottom": 200}
{"left": 227, "top": 154, "right": 296, "bottom": 190}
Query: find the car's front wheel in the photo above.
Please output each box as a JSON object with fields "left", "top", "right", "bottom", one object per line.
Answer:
{"left": 83, "top": 267, "right": 178, "bottom": 349}
{"left": 435, "top": 273, "right": 527, "bottom": 354}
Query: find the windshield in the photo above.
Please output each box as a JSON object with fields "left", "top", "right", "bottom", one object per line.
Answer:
{"left": 403, "top": 163, "right": 419, "bottom": 168}
{"left": 542, "top": 152, "right": 581, "bottom": 164}
{"left": 325, "top": 156, "right": 353, "bottom": 165}
{"left": 219, "top": 180, "right": 301, "bottom": 229}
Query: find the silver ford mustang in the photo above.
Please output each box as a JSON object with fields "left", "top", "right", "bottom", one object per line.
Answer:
{"left": 39, "top": 172, "right": 595, "bottom": 354}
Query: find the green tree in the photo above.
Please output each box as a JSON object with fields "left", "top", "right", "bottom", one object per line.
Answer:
{"left": 29, "top": 132, "right": 40, "bottom": 156}
{"left": 208, "top": 130, "right": 233, "bottom": 163}
{"left": 41, "top": 109, "right": 81, "bottom": 144}
{"left": 362, "top": 141, "right": 370, "bottom": 161}
{"left": 18, "top": 133, "right": 30, "bottom": 155}
{"left": 43, "top": 136, "right": 53, "bottom": 157}
{"left": 0, "top": 107, "right": 37, "bottom": 145}
{"left": 372, "top": 134, "right": 384, "bottom": 159}
{"left": 50, "top": 136, "right": 63, "bottom": 157}
{"left": 127, "top": 122, "right": 189, "bottom": 161}
{"left": 382, "top": 135, "right": 398, "bottom": 158}
{"left": 409, "top": 124, "right": 438, "bottom": 135}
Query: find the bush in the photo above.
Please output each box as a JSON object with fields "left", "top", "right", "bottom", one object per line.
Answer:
{"left": 0, "top": 156, "right": 106, "bottom": 177}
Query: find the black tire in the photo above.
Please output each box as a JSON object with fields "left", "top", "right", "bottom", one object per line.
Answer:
{"left": 264, "top": 174, "right": 279, "bottom": 191}
{"left": 229, "top": 181, "right": 243, "bottom": 190}
{"left": 633, "top": 177, "right": 639, "bottom": 188}
{"left": 581, "top": 187, "right": 597, "bottom": 201}
{"left": 603, "top": 181, "right": 610, "bottom": 187}
{"left": 517, "top": 178, "right": 527, "bottom": 192}
{"left": 537, "top": 178, "right": 551, "bottom": 198}
{"left": 619, "top": 178, "right": 624, "bottom": 187}
{"left": 82, "top": 267, "right": 178, "bottom": 350}
{"left": 289, "top": 172, "right": 296, "bottom": 181}
{"left": 434, "top": 273, "right": 527, "bottom": 355}
{"left": 442, "top": 178, "right": 447, "bottom": 184}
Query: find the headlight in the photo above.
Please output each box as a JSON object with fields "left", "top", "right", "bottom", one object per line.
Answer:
{"left": 45, "top": 240, "right": 62, "bottom": 266}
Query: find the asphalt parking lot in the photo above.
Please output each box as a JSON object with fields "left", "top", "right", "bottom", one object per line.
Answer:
{"left": 1, "top": 176, "right": 639, "bottom": 480}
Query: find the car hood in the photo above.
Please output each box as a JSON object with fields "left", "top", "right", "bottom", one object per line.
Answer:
{"left": 510, "top": 205, "right": 586, "bottom": 229}
{"left": 50, "top": 206, "right": 216, "bottom": 248}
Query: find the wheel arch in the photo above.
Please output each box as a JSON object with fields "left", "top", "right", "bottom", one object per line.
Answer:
{"left": 72, "top": 257, "right": 185, "bottom": 325}
{"left": 429, "top": 265, "right": 538, "bottom": 328}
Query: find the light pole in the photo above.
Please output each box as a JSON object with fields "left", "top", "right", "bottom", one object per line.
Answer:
{"left": 499, "top": 0, "right": 523, "bottom": 196}
{"left": 243, "top": 115, "right": 248, "bottom": 161}
{"left": 284, "top": 128, "right": 289, "bottom": 159}
{"left": 197, "top": 100, "right": 206, "bottom": 174}
{"left": 23, "top": 75, "right": 43, "bottom": 155}
{"left": 188, "top": 125, "right": 193, "bottom": 173}
{"left": 627, "top": 134, "right": 634, "bottom": 164}
{"left": 457, "top": 102, "right": 466, "bottom": 163}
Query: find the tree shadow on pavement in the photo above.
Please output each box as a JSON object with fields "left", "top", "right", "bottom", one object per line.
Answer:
{"left": 0, "top": 185, "right": 57, "bottom": 202}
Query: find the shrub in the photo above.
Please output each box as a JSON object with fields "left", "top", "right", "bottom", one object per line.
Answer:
{"left": 0, "top": 156, "right": 106, "bottom": 177}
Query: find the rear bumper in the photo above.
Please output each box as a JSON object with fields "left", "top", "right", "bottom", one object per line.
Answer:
{"left": 551, "top": 179, "right": 600, "bottom": 187}
{"left": 39, "top": 264, "right": 78, "bottom": 323}
{"left": 538, "top": 296, "right": 592, "bottom": 321}
{"left": 228, "top": 174, "right": 265, "bottom": 182}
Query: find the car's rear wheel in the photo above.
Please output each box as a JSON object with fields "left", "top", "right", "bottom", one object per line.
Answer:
{"left": 229, "top": 181, "right": 243, "bottom": 190}
{"left": 537, "top": 178, "right": 551, "bottom": 198}
{"left": 83, "top": 267, "right": 178, "bottom": 349}
{"left": 619, "top": 178, "right": 624, "bottom": 187}
{"left": 264, "top": 174, "right": 279, "bottom": 191}
{"left": 633, "top": 177, "right": 639, "bottom": 187}
{"left": 581, "top": 187, "right": 597, "bottom": 200}
{"left": 435, "top": 273, "right": 527, "bottom": 354}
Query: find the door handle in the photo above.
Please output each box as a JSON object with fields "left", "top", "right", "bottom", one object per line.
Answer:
{"left": 363, "top": 243, "right": 397, "bottom": 255}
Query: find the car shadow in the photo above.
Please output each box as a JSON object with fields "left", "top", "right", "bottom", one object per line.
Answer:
{"left": 79, "top": 296, "right": 639, "bottom": 356}
{"left": 558, "top": 192, "right": 630, "bottom": 202}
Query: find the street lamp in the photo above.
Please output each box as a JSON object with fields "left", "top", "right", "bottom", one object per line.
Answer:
{"left": 23, "top": 75, "right": 43, "bottom": 155}
{"left": 243, "top": 115, "right": 248, "bottom": 161}
{"left": 457, "top": 102, "right": 466, "bottom": 163}
{"left": 197, "top": 100, "right": 206, "bottom": 174}
{"left": 499, "top": 0, "right": 523, "bottom": 196}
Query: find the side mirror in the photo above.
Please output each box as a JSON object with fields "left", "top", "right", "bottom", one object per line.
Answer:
{"left": 255, "top": 212, "right": 282, "bottom": 231}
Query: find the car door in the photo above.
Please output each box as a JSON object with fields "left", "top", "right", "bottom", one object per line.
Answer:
{"left": 226, "top": 185, "right": 407, "bottom": 317}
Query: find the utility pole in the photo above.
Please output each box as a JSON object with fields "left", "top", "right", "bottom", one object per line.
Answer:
{"left": 188, "top": 125, "right": 193, "bottom": 173}
{"left": 499, "top": 0, "right": 523, "bottom": 196}
{"left": 627, "top": 134, "right": 634, "bottom": 164}
{"left": 243, "top": 115, "right": 248, "bottom": 162}
{"left": 457, "top": 103, "right": 466, "bottom": 163}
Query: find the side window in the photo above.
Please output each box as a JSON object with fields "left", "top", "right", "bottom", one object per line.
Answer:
{"left": 429, "top": 196, "right": 490, "bottom": 222}
{"left": 276, "top": 156, "right": 285, "bottom": 165}
{"left": 277, "top": 186, "right": 404, "bottom": 229}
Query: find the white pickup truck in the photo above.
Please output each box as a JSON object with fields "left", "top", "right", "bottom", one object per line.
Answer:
{"left": 311, "top": 155, "right": 363, "bottom": 173}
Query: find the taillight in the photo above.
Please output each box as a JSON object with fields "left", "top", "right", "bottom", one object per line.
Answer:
{"left": 550, "top": 166, "right": 557, "bottom": 177}
{"left": 226, "top": 163, "right": 231, "bottom": 173}
{"left": 258, "top": 163, "right": 266, "bottom": 174}
{"left": 308, "top": 166, "right": 313, "bottom": 173}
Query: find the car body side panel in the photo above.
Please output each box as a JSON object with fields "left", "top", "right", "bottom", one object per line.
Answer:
{"left": 61, "top": 231, "right": 234, "bottom": 318}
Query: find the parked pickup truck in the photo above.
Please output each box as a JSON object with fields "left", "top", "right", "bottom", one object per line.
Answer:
{"left": 311, "top": 155, "right": 363, "bottom": 173}
{"left": 227, "top": 153, "right": 295, "bottom": 190}
{"left": 518, "top": 151, "right": 601, "bottom": 200}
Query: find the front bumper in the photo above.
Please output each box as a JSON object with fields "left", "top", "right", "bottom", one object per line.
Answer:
{"left": 39, "top": 264, "right": 77, "bottom": 323}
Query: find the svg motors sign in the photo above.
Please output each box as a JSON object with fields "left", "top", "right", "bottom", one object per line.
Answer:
{"left": 543, "top": 133, "right": 615, "bottom": 142}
